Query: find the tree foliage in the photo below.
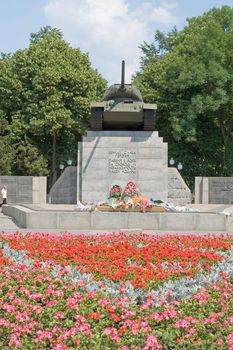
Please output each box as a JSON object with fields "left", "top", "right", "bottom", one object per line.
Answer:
{"left": 134, "top": 6, "right": 233, "bottom": 189}
{"left": 0, "top": 112, "right": 15, "bottom": 175}
{"left": 0, "top": 27, "right": 106, "bottom": 185}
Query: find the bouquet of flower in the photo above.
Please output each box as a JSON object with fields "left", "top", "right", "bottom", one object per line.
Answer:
{"left": 121, "top": 181, "right": 144, "bottom": 209}
{"left": 98, "top": 181, "right": 151, "bottom": 211}
{"left": 122, "top": 181, "right": 141, "bottom": 198}
{"left": 109, "top": 185, "right": 122, "bottom": 200}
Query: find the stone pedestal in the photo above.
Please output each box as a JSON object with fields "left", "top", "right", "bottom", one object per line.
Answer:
{"left": 77, "top": 131, "right": 168, "bottom": 203}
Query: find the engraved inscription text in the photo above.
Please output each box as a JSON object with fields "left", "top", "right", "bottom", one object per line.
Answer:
{"left": 108, "top": 151, "right": 136, "bottom": 174}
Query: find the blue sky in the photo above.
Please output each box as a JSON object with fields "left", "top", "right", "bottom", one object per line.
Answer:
{"left": 1, "top": 0, "right": 232, "bottom": 84}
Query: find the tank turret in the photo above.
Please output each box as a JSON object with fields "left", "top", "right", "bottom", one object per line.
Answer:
{"left": 90, "top": 61, "right": 157, "bottom": 131}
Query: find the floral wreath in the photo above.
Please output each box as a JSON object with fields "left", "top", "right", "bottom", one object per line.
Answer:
{"left": 109, "top": 185, "right": 122, "bottom": 199}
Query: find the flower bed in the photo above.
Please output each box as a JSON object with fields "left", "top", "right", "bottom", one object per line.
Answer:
{"left": 3, "top": 233, "right": 232, "bottom": 289}
{"left": 1, "top": 232, "right": 233, "bottom": 349}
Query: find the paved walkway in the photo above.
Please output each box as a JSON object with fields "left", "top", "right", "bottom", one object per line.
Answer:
{"left": 0, "top": 207, "right": 21, "bottom": 230}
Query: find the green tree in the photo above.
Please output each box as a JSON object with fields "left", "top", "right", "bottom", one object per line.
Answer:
{"left": 0, "top": 26, "right": 106, "bottom": 186}
{"left": 134, "top": 6, "right": 233, "bottom": 188}
{"left": 0, "top": 111, "right": 15, "bottom": 175}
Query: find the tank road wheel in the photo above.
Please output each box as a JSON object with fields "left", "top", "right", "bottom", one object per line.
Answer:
{"left": 91, "top": 108, "right": 103, "bottom": 131}
{"left": 143, "top": 110, "right": 155, "bottom": 131}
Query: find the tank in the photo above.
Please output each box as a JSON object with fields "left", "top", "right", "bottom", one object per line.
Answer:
{"left": 90, "top": 60, "right": 157, "bottom": 131}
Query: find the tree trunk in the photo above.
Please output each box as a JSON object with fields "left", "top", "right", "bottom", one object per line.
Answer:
{"left": 220, "top": 121, "right": 228, "bottom": 173}
{"left": 51, "top": 134, "right": 57, "bottom": 186}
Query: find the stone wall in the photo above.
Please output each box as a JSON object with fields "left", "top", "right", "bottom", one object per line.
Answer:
{"left": 49, "top": 166, "right": 77, "bottom": 204}
{"left": 167, "top": 168, "right": 191, "bottom": 205}
{"left": 0, "top": 176, "right": 47, "bottom": 204}
{"left": 195, "top": 177, "right": 233, "bottom": 204}
{"left": 77, "top": 131, "right": 168, "bottom": 203}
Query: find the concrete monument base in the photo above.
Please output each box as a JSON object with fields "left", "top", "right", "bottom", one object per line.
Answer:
{"left": 77, "top": 131, "right": 168, "bottom": 204}
{"left": 2, "top": 204, "right": 233, "bottom": 232}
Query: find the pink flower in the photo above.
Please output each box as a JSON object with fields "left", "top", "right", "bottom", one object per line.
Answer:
{"left": 111, "top": 334, "right": 121, "bottom": 343}
{"left": 104, "top": 326, "right": 119, "bottom": 340}
{"left": 161, "top": 309, "right": 179, "bottom": 320}
{"left": 98, "top": 298, "right": 110, "bottom": 307}
{"left": 34, "top": 330, "right": 53, "bottom": 342}
{"left": 52, "top": 327, "right": 62, "bottom": 334}
{"left": 216, "top": 339, "right": 223, "bottom": 346}
{"left": 141, "top": 301, "right": 154, "bottom": 311}
{"left": 104, "top": 327, "right": 114, "bottom": 336}
{"left": 2, "top": 303, "right": 15, "bottom": 313}
{"left": 150, "top": 312, "right": 162, "bottom": 322}
{"left": 123, "top": 319, "right": 133, "bottom": 327}
{"left": 13, "top": 297, "right": 22, "bottom": 305}
{"left": 121, "top": 311, "right": 135, "bottom": 320}
{"left": 75, "top": 314, "right": 86, "bottom": 323}
{"left": 15, "top": 311, "right": 30, "bottom": 323}
{"left": 8, "top": 333, "right": 20, "bottom": 348}
{"left": 55, "top": 312, "right": 65, "bottom": 319}
{"left": 46, "top": 300, "right": 59, "bottom": 307}
{"left": 140, "top": 198, "right": 149, "bottom": 208}
{"left": 0, "top": 318, "right": 10, "bottom": 327}
{"left": 228, "top": 332, "right": 233, "bottom": 344}
{"left": 54, "top": 290, "right": 64, "bottom": 297}
{"left": 31, "top": 305, "right": 42, "bottom": 314}
{"left": 175, "top": 317, "right": 196, "bottom": 329}
{"left": 54, "top": 345, "right": 69, "bottom": 350}
{"left": 146, "top": 335, "right": 160, "bottom": 345}
{"left": 28, "top": 292, "right": 44, "bottom": 301}
{"left": 203, "top": 312, "right": 223, "bottom": 325}
{"left": 143, "top": 335, "right": 163, "bottom": 350}
{"left": 185, "top": 327, "right": 196, "bottom": 338}
{"left": 193, "top": 289, "right": 209, "bottom": 305}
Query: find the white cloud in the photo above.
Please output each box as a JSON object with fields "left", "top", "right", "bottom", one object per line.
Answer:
{"left": 44, "top": 0, "right": 178, "bottom": 84}
{"left": 162, "top": 1, "right": 178, "bottom": 10}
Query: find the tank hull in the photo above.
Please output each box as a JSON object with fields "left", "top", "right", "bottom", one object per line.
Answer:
{"left": 90, "top": 62, "right": 157, "bottom": 131}
{"left": 91, "top": 107, "right": 156, "bottom": 131}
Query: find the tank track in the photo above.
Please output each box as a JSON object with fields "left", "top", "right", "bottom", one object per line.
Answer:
{"left": 90, "top": 108, "right": 103, "bottom": 131}
{"left": 143, "top": 110, "right": 155, "bottom": 131}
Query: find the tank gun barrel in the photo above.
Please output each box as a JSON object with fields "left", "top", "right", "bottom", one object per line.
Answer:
{"left": 121, "top": 60, "right": 125, "bottom": 90}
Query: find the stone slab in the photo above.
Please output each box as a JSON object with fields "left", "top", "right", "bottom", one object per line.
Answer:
{"left": 58, "top": 212, "right": 91, "bottom": 230}
{"left": 26, "top": 212, "right": 58, "bottom": 229}
{"left": 2, "top": 204, "right": 231, "bottom": 232}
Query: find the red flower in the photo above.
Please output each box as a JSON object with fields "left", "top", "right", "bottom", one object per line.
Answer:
{"left": 88, "top": 312, "right": 101, "bottom": 320}
{"left": 107, "top": 306, "right": 115, "bottom": 313}
{"left": 74, "top": 339, "right": 80, "bottom": 346}
{"left": 110, "top": 313, "right": 120, "bottom": 323}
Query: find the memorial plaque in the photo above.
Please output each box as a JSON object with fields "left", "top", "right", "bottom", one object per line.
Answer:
{"left": 108, "top": 150, "right": 136, "bottom": 174}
